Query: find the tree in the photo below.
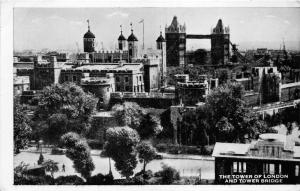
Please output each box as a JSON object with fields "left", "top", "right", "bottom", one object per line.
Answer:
{"left": 112, "top": 102, "right": 163, "bottom": 139}
{"left": 43, "top": 160, "right": 59, "bottom": 178}
{"left": 104, "top": 126, "right": 140, "bottom": 179}
{"left": 205, "top": 82, "right": 268, "bottom": 143}
{"left": 112, "top": 102, "right": 145, "bottom": 129}
{"left": 215, "top": 117, "right": 234, "bottom": 142}
{"left": 136, "top": 142, "right": 157, "bottom": 173}
{"left": 61, "top": 132, "right": 95, "bottom": 179}
{"left": 138, "top": 113, "right": 163, "bottom": 139}
{"left": 34, "top": 83, "right": 97, "bottom": 142}
{"left": 44, "top": 113, "right": 68, "bottom": 143}
{"left": 14, "top": 101, "right": 32, "bottom": 154}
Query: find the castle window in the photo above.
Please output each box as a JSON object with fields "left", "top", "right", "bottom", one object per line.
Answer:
{"left": 125, "top": 76, "right": 129, "bottom": 83}
{"left": 65, "top": 76, "right": 69, "bottom": 82}
{"left": 116, "top": 76, "right": 120, "bottom": 82}
{"left": 125, "top": 86, "right": 130, "bottom": 92}
{"left": 233, "top": 162, "right": 237, "bottom": 173}
{"left": 73, "top": 75, "right": 77, "bottom": 82}
{"left": 139, "top": 76, "right": 142, "bottom": 81}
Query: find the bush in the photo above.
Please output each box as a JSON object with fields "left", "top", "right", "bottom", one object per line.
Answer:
{"left": 135, "top": 170, "right": 153, "bottom": 180}
{"left": 55, "top": 175, "right": 84, "bottom": 185}
{"left": 37, "top": 153, "right": 44, "bottom": 165}
{"left": 86, "top": 173, "right": 114, "bottom": 185}
{"left": 14, "top": 174, "right": 54, "bottom": 185}
{"left": 154, "top": 164, "right": 180, "bottom": 184}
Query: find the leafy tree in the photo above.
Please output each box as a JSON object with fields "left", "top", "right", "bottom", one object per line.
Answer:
{"left": 47, "top": 113, "right": 68, "bottom": 143}
{"left": 138, "top": 113, "right": 163, "bottom": 139}
{"left": 112, "top": 102, "right": 145, "bottom": 129}
{"left": 104, "top": 126, "right": 140, "bottom": 179}
{"left": 34, "top": 83, "right": 97, "bottom": 142}
{"left": 215, "top": 117, "right": 234, "bottom": 142}
{"left": 112, "top": 102, "right": 163, "bottom": 139}
{"left": 136, "top": 142, "right": 157, "bottom": 173}
{"left": 205, "top": 82, "right": 268, "bottom": 143}
{"left": 43, "top": 160, "right": 59, "bottom": 178}
{"left": 61, "top": 132, "right": 95, "bottom": 179}
{"left": 14, "top": 101, "right": 32, "bottom": 154}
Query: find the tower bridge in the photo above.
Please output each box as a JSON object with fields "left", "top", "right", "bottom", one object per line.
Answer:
{"left": 165, "top": 16, "right": 249, "bottom": 67}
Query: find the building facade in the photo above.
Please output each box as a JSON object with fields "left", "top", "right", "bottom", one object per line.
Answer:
{"left": 213, "top": 133, "right": 300, "bottom": 184}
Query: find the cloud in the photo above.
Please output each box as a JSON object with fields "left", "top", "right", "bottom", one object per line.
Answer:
{"left": 283, "top": 20, "right": 290, "bottom": 25}
{"left": 69, "top": 20, "right": 84, "bottom": 26}
{"left": 265, "top": 14, "right": 276, "bottom": 18}
{"left": 106, "top": 11, "right": 129, "bottom": 18}
{"left": 31, "top": 18, "right": 41, "bottom": 24}
{"left": 239, "top": 20, "right": 245, "bottom": 24}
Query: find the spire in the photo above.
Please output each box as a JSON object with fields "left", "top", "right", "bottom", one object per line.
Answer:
{"left": 87, "top": 19, "right": 90, "bottom": 31}
{"left": 130, "top": 22, "right": 133, "bottom": 33}
{"left": 120, "top": 24, "right": 123, "bottom": 34}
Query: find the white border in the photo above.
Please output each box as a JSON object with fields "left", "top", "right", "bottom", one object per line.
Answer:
{"left": 1, "top": 0, "right": 300, "bottom": 191}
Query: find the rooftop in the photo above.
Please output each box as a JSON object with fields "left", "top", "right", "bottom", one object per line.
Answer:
{"left": 212, "top": 133, "right": 300, "bottom": 161}
{"left": 63, "top": 63, "right": 143, "bottom": 73}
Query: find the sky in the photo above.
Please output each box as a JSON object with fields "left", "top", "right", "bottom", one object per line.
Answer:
{"left": 14, "top": 7, "right": 300, "bottom": 52}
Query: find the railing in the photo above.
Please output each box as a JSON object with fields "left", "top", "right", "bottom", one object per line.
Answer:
{"left": 110, "top": 92, "right": 175, "bottom": 99}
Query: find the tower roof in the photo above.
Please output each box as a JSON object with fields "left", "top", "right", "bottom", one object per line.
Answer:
{"left": 84, "top": 20, "right": 95, "bottom": 38}
{"left": 166, "top": 16, "right": 186, "bottom": 33}
{"left": 118, "top": 33, "right": 126, "bottom": 41}
{"left": 156, "top": 31, "right": 165, "bottom": 42}
{"left": 84, "top": 30, "right": 95, "bottom": 38}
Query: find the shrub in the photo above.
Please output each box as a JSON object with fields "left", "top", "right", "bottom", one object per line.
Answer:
{"left": 14, "top": 174, "right": 54, "bottom": 185}
{"left": 86, "top": 173, "right": 114, "bottom": 185}
{"left": 37, "top": 153, "right": 44, "bottom": 165}
{"left": 55, "top": 175, "right": 84, "bottom": 185}
{"left": 154, "top": 164, "right": 180, "bottom": 184}
{"left": 135, "top": 170, "right": 154, "bottom": 180}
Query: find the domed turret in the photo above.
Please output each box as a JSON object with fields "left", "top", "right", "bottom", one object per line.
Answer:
{"left": 83, "top": 19, "right": 95, "bottom": 53}
{"left": 127, "top": 23, "right": 138, "bottom": 60}
{"left": 118, "top": 25, "right": 127, "bottom": 50}
{"left": 156, "top": 30, "right": 166, "bottom": 50}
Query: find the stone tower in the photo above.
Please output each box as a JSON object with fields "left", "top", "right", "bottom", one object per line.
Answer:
{"left": 127, "top": 23, "right": 138, "bottom": 61}
{"left": 156, "top": 30, "right": 167, "bottom": 87}
{"left": 83, "top": 20, "right": 95, "bottom": 53}
{"left": 165, "top": 16, "right": 186, "bottom": 67}
{"left": 211, "top": 19, "right": 230, "bottom": 65}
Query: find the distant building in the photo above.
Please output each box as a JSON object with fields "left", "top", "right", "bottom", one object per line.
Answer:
{"left": 14, "top": 76, "right": 30, "bottom": 95}
{"left": 213, "top": 133, "right": 300, "bottom": 184}
{"left": 60, "top": 62, "right": 145, "bottom": 93}
{"left": 81, "top": 73, "right": 115, "bottom": 109}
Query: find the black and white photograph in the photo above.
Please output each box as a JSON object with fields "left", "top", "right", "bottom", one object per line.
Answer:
{"left": 1, "top": 0, "right": 300, "bottom": 189}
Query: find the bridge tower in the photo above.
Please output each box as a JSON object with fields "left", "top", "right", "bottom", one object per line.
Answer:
{"left": 165, "top": 16, "right": 186, "bottom": 67}
{"left": 211, "top": 19, "right": 230, "bottom": 65}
